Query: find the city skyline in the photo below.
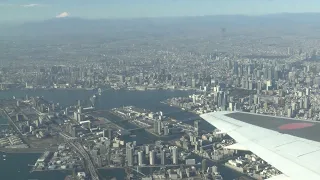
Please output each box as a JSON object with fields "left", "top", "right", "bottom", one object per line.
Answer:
{"left": 2, "top": 0, "right": 320, "bottom": 23}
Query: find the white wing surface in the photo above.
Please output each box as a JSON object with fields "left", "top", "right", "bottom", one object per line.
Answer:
{"left": 200, "top": 111, "right": 320, "bottom": 180}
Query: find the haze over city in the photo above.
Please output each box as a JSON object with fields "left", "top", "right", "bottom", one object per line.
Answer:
{"left": 1, "top": 0, "right": 320, "bottom": 23}
{"left": 1, "top": 0, "right": 320, "bottom": 180}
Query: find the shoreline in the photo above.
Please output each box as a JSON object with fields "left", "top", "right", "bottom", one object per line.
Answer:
{"left": 31, "top": 168, "right": 73, "bottom": 173}
{"left": 109, "top": 108, "right": 183, "bottom": 138}
{"left": 161, "top": 101, "right": 201, "bottom": 115}
{"left": 0, "top": 86, "right": 196, "bottom": 92}
{"left": 0, "top": 147, "right": 57, "bottom": 154}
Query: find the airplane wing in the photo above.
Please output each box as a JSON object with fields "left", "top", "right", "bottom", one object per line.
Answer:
{"left": 200, "top": 111, "right": 320, "bottom": 180}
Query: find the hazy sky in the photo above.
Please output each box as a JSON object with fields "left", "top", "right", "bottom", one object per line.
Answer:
{"left": 1, "top": 0, "right": 320, "bottom": 23}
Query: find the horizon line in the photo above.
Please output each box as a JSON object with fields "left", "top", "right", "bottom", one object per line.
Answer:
{"left": 2, "top": 11, "right": 320, "bottom": 25}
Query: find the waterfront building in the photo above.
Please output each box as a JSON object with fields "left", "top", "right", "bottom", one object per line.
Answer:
{"left": 149, "top": 150, "right": 155, "bottom": 165}
{"left": 157, "top": 120, "right": 162, "bottom": 135}
{"left": 65, "top": 107, "right": 69, "bottom": 115}
{"left": 126, "top": 143, "right": 134, "bottom": 166}
{"left": 138, "top": 151, "right": 144, "bottom": 166}
{"left": 194, "top": 120, "right": 199, "bottom": 136}
{"left": 164, "top": 126, "right": 169, "bottom": 136}
{"left": 161, "top": 149, "right": 166, "bottom": 165}
{"left": 172, "top": 146, "right": 178, "bottom": 165}
{"left": 153, "top": 120, "right": 158, "bottom": 134}
{"left": 145, "top": 145, "right": 150, "bottom": 155}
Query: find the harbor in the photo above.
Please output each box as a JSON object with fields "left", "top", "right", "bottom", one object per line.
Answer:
{"left": 0, "top": 89, "right": 244, "bottom": 180}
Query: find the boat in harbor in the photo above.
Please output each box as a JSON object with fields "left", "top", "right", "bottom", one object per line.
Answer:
{"left": 98, "top": 88, "right": 102, "bottom": 95}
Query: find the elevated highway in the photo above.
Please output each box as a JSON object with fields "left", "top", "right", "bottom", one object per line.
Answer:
{"left": 60, "top": 132, "right": 100, "bottom": 180}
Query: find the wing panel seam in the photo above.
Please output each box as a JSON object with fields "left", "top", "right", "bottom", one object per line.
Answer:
{"left": 274, "top": 139, "right": 298, "bottom": 148}
{"left": 297, "top": 149, "right": 320, "bottom": 158}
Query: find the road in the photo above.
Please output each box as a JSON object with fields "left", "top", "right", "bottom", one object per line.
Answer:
{"left": 2, "top": 109, "right": 23, "bottom": 135}
{"left": 71, "top": 141, "right": 100, "bottom": 180}
{"left": 60, "top": 133, "right": 100, "bottom": 180}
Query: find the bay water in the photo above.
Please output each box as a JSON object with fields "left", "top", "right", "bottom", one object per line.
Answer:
{"left": 0, "top": 89, "right": 243, "bottom": 180}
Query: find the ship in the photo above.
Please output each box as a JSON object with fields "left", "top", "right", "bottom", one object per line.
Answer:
{"left": 90, "top": 95, "right": 97, "bottom": 107}
{"left": 98, "top": 88, "right": 102, "bottom": 96}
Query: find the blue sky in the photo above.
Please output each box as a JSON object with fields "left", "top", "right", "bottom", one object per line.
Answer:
{"left": 1, "top": 0, "right": 320, "bottom": 23}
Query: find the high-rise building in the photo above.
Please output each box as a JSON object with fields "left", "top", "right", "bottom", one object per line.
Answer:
{"left": 108, "top": 129, "right": 113, "bottom": 140}
{"left": 191, "top": 78, "right": 196, "bottom": 88}
{"left": 164, "top": 126, "right": 169, "bottom": 136}
{"left": 253, "top": 95, "right": 259, "bottom": 104}
{"left": 138, "top": 151, "right": 144, "bottom": 166}
{"left": 268, "top": 68, "right": 274, "bottom": 80}
{"left": 304, "top": 97, "right": 310, "bottom": 109}
{"left": 233, "top": 61, "right": 238, "bottom": 75}
{"left": 248, "top": 80, "right": 253, "bottom": 90}
{"left": 249, "top": 94, "right": 253, "bottom": 106}
{"left": 149, "top": 150, "right": 155, "bottom": 165}
{"left": 194, "top": 120, "right": 199, "bottom": 136}
{"left": 239, "top": 65, "right": 244, "bottom": 76}
{"left": 256, "top": 81, "right": 262, "bottom": 91}
{"left": 202, "top": 159, "right": 207, "bottom": 173}
{"left": 65, "top": 107, "right": 69, "bottom": 115}
{"left": 266, "top": 80, "right": 273, "bottom": 90}
{"left": 247, "top": 64, "right": 253, "bottom": 75}
{"left": 227, "top": 60, "right": 232, "bottom": 69}
{"left": 252, "top": 106, "right": 256, "bottom": 113}
{"left": 308, "top": 109, "right": 313, "bottom": 118}
{"left": 172, "top": 146, "right": 178, "bottom": 165}
{"left": 189, "top": 134, "right": 194, "bottom": 143}
{"left": 217, "top": 91, "right": 224, "bottom": 107}
{"left": 153, "top": 120, "right": 158, "bottom": 134}
{"left": 29, "top": 126, "right": 34, "bottom": 132}
{"left": 145, "top": 145, "right": 150, "bottom": 155}
{"left": 306, "top": 88, "right": 310, "bottom": 96}
{"left": 288, "top": 107, "right": 292, "bottom": 118}
{"left": 194, "top": 143, "right": 199, "bottom": 152}
{"left": 274, "top": 70, "right": 280, "bottom": 81}
{"left": 35, "top": 119, "right": 39, "bottom": 128}
{"left": 229, "top": 102, "right": 234, "bottom": 111}
{"left": 222, "top": 93, "right": 228, "bottom": 107}
{"left": 102, "top": 129, "right": 113, "bottom": 139}
{"left": 78, "top": 106, "right": 82, "bottom": 114}
{"left": 192, "top": 94, "right": 196, "bottom": 103}
{"left": 161, "top": 150, "right": 166, "bottom": 165}
{"left": 157, "top": 120, "right": 162, "bottom": 135}
{"left": 291, "top": 102, "right": 296, "bottom": 112}
{"left": 234, "top": 103, "right": 240, "bottom": 111}
{"left": 77, "top": 113, "right": 82, "bottom": 122}
{"left": 73, "top": 112, "right": 78, "bottom": 121}
{"left": 126, "top": 143, "right": 134, "bottom": 166}
{"left": 263, "top": 68, "right": 268, "bottom": 79}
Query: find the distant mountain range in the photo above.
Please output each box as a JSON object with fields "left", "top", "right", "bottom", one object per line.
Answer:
{"left": 2, "top": 13, "right": 320, "bottom": 37}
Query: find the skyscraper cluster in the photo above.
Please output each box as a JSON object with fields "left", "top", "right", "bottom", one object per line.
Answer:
{"left": 125, "top": 142, "right": 179, "bottom": 167}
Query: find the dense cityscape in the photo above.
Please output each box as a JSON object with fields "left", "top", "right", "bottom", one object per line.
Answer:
{"left": 1, "top": 13, "right": 320, "bottom": 180}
